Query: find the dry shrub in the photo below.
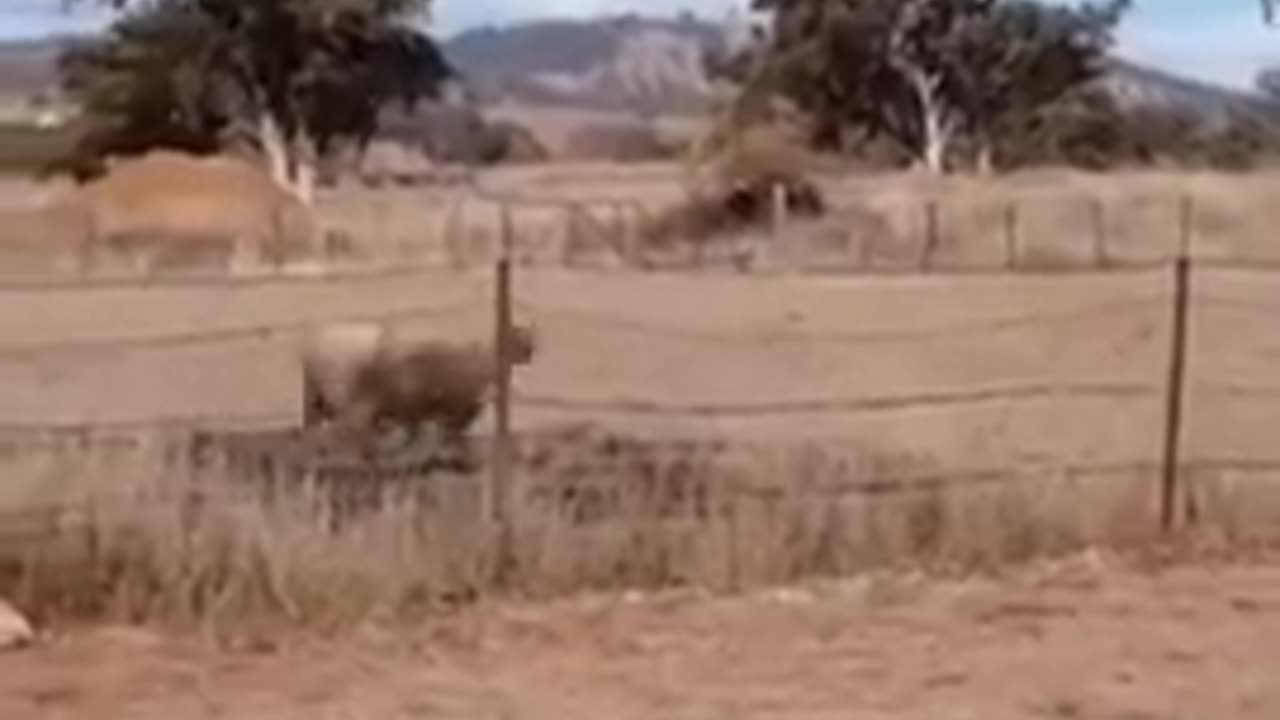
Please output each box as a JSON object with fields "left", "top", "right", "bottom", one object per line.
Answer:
{"left": 492, "top": 121, "right": 551, "bottom": 164}
{"left": 0, "top": 419, "right": 1176, "bottom": 635}
{"left": 637, "top": 124, "right": 827, "bottom": 259}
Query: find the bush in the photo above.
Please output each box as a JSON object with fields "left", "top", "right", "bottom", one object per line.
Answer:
{"left": 996, "top": 90, "right": 1280, "bottom": 172}
{"left": 489, "top": 120, "right": 550, "bottom": 164}
{"left": 640, "top": 123, "right": 827, "bottom": 250}
{"left": 378, "top": 104, "right": 548, "bottom": 166}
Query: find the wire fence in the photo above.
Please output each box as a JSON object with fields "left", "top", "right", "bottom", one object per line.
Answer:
{"left": 319, "top": 187, "right": 1280, "bottom": 274}
{"left": 16, "top": 183, "right": 1280, "bottom": 286}
{"left": 5, "top": 226, "right": 1280, "bottom": 561}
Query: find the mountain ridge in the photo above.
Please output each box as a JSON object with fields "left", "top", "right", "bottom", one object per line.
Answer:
{"left": 0, "top": 15, "right": 1266, "bottom": 125}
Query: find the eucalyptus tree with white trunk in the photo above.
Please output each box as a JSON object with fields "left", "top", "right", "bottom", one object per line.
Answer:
{"left": 717, "top": 0, "right": 1129, "bottom": 174}
{"left": 54, "top": 0, "right": 452, "bottom": 206}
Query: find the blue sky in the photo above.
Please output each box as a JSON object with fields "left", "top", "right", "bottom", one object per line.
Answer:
{"left": 1, "top": 1, "right": 1277, "bottom": 92}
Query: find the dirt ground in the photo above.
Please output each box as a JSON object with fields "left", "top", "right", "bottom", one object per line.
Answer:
{"left": 3, "top": 552, "right": 1280, "bottom": 719}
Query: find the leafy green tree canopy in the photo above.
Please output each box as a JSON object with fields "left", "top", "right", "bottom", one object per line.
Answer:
{"left": 56, "top": 0, "right": 452, "bottom": 201}
{"left": 724, "top": 0, "right": 1129, "bottom": 173}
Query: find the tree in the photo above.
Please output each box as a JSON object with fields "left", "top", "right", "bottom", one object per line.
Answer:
{"left": 948, "top": 0, "right": 1130, "bottom": 172}
{"left": 735, "top": 0, "right": 1129, "bottom": 173}
{"left": 56, "top": 0, "right": 452, "bottom": 204}
{"left": 1257, "top": 65, "right": 1280, "bottom": 105}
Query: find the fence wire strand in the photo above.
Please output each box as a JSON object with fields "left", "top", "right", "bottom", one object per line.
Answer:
{"left": 514, "top": 294, "right": 1166, "bottom": 345}
{"left": 514, "top": 380, "right": 1158, "bottom": 418}
{"left": 0, "top": 296, "right": 481, "bottom": 359}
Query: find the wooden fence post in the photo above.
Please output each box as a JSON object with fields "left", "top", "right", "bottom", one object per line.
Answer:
{"left": 1003, "top": 201, "right": 1019, "bottom": 270}
{"left": 562, "top": 202, "right": 580, "bottom": 267}
{"left": 1178, "top": 194, "right": 1195, "bottom": 262}
{"left": 1090, "top": 197, "right": 1108, "bottom": 268}
{"left": 922, "top": 200, "right": 941, "bottom": 271}
{"left": 490, "top": 206, "right": 515, "bottom": 539}
{"left": 444, "top": 198, "right": 465, "bottom": 270}
{"left": 771, "top": 182, "right": 788, "bottom": 236}
{"left": 1158, "top": 196, "right": 1194, "bottom": 533}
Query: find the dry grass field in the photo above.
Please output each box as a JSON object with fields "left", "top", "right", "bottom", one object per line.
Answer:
{"left": 5, "top": 551, "right": 1280, "bottom": 719}
{"left": 297, "top": 164, "right": 1280, "bottom": 273}
{"left": 2, "top": 164, "right": 1280, "bottom": 715}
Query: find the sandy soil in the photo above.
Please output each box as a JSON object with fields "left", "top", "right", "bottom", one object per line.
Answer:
{"left": 3, "top": 553, "right": 1280, "bottom": 719}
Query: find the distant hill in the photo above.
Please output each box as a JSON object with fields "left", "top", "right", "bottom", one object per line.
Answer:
{"left": 443, "top": 15, "right": 729, "bottom": 115}
{"left": 442, "top": 16, "right": 1274, "bottom": 124}
{"left": 0, "top": 37, "right": 64, "bottom": 98}
{"left": 0, "top": 17, "right": 1270, "bottom": 126}
{"left": 1101, "top": 57, "right": 1274, "bottom": 126}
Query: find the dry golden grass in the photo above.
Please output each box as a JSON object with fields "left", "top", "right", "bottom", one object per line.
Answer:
{"left": 0, "top": 164, "right": 1279, "bottom": 634}
{"left": 7, "top": 164, "right": 1280, "bottom": 274}
{"left": 295, "top": 165, "right": 1280, "bottom": 272}
{"left": 9, "top": 550, "right": 1280, "bottom": 719}
{"left": 0, "top": 420, "right": 1164, "bottom": 635}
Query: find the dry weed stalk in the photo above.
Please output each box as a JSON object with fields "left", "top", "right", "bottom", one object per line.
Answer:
{"left": 0, "top": 423, "right": 1195, "bottom": 634}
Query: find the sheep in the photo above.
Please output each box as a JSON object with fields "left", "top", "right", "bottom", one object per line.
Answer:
{"left": 299, "top": 319, "right": 537, "bottom": 456}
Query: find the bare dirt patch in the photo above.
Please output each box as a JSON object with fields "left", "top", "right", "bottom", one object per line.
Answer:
{"left": 3, "top": 553, "right": 1280, "bottom": 719}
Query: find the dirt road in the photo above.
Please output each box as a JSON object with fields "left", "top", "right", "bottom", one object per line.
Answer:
{"left": 3, "top": 553, "right": 1280, "bottom": 719}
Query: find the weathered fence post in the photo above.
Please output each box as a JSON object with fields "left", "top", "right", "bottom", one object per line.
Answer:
{"left": 444, "top": 198, "right": 465, "bottom": 270}
{"left": 562, "top": 201, "right": 580, "bottom": 267}
{"left": 490, "top": 205, "right": 515, "bottom": 561}
{"left": 921, "top": 200, "right": 941, "bottom": 270}
{"left": 1178, "top": 193, "right": 1195, "bottom": 261}
{"left": 1159, "top": 194, "right": 1195, "bottom": 533}
{"left": 1090, "top": 197, "right": 1109, "bottom": 268}
{"left": 1003, "top": 201, "right": 1019, "bottom": 270}
{"left": 621, "top": 200, "right": 641, "bottom": 268}
{"left": 771, "top": 182, "right": 788, "bottom": 236}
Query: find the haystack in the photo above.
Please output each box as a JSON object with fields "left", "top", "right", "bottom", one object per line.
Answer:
{"left": 50, "top": 150, "right": 319, "bottom": 274}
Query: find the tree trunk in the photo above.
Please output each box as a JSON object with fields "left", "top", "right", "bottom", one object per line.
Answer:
{"left": 922, "top": 112, "right": 947, "bottom": 174}
{"left": 900, "top": 63, "right": 952, "bottom": 175}
{"left": 255, "top": 111, "right": 318, "bottom": 208}
{"left": 917, "top": 87, "right": 950, "bottom": 174}
{"left": 258, "top": 112, "right": 292, "bottom": 192}
{"left": 290, "top": 141, "right": 317, "bottom": 208}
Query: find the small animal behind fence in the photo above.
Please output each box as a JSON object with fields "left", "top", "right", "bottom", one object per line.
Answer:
{"left": 297, "top": 316, "right": 537, "bottom": 462}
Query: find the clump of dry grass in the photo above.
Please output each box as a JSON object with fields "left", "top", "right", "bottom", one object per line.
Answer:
{"left": 0, "top": 421, "right": 1214, "bottom": 637}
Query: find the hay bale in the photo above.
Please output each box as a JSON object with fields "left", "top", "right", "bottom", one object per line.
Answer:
{"left": 52, "top": 149, "right": 319, "bottom": 274}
